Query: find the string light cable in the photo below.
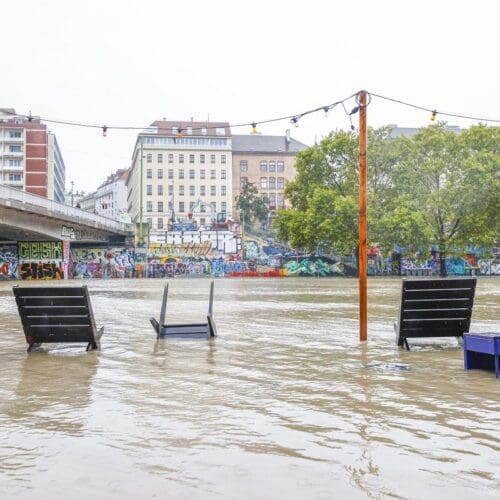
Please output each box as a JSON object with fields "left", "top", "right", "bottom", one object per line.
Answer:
{"left": 0, "top": 92, "right": 360, "bottom": 135}
{"left": 2, "top": 90, "right": 499, "bottom": 136}
{"left": 369, "top": 92, "right": 500, "bottom": 124}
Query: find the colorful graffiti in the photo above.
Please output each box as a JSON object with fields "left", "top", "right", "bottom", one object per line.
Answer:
{"left": 71, "top": 248, "right": 139, "bottom": 279}
{"left": 284, "top": 258, "right": 344, "bottom": 277}
{"left": 16, "top": 242, "right": 64, "bottom": 280}
{"left": 0, "top": 245, "right": 19, "bottom": 280}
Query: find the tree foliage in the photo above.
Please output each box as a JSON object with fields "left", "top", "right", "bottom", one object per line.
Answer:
{"left": 236, "top": 181, "right": 269, "bottom": 226}
{"left": 274, "top": 124, "right": 499, "bottom": 258}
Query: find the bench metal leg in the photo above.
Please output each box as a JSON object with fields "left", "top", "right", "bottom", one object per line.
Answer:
{"left": 404, "top": 338, "right": 410, "bottom": 351}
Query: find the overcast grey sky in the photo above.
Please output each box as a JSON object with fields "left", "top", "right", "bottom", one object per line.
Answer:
{"left": 3, "top": 0, "right": 499, "bottom": 193}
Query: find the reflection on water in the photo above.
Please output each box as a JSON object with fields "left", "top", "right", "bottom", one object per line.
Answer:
{"left": 0, "top": 277, "right": 498, "bottom": 499}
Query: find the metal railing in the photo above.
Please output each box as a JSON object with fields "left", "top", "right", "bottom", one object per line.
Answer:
{"left": 0, "top": 183, "right": 132, "bottom": 233}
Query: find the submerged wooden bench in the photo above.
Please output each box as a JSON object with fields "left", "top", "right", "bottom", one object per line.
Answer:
{"left": 395, "top": 277, "right": 476, "bottom": 350}
{"left": 150, "top": 281, "right": 217, "bottom": 339}
{"left": 13, "top": 285, "right": 104, "bottom": 352}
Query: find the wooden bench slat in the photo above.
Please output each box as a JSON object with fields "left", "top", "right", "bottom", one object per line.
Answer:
{"left": 402, "top": 308, "right": 471, "bottom": 319}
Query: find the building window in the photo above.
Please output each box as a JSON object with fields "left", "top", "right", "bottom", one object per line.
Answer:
{"left": 187, "top": 127, "right": 192, "bottom": 135}
{"left": 189, "top": 154, "right": 195, "bottom": 164}
{"left": 200, "top": 218, "right": 206, "bottom": 225}
{"left": 210, "top": 202, "right": 216, "bottom": 213}
{"left": 147, "top": 184, "right": 153, "bottom": 195}
{"left": 9, "top": 130, "right": 22, "bottom": 138}
{"left": 277, "top": 161, "right": 284, "bottom": 172}
{"left": 189, "top": 201, "right": 196, "bottom": 211}
{"left": 9, "top": 159, "right": 22, "bottom": 166}
{"left": 157, "top": 169, "right": 163, "bottom": 179}
{"left": 269, "top": 177, "right": 276, "bottom": 189}
{"left": 200, "top": 154, "right": 205, "bottom": 164}
{"left": 158, "top": 185, "right": 163, "bottom": 195}
{"left": 168, "top": 154, "right": 174, "bottom": 163}
{"left": 189, "top": 169, "right": 195, "bottom": 179}
{"left": 168, "top": 169, "right": 173, "bottom": 179}
{"left": 146, "top": 153, "right": 152, "bottom": 163}
{"left": 260, "top": 160, "right": 268, "bottom": 172}
{"left": 215, "top": 127, "right": 225, "bottom": 136}
{"left": 211, "top": 185, "right": 216, "bottom": 196}
{"left": 200, "top": 169, "right": 206, "bottom": 179}
{"left": 158, "top": 153, "right": 163, "bottom": 163}
{"left": 240, "top": 160, "right": 248, "bottom": 172}
{"left": 146, "top": 201, "right": 153, "bottom": 212}
{"left": 189, "top": 185, "right": 195, "bottom": 196}
{"left": 179, "top": 201, "right": 185, "bottom": 213}
{"left": 168, "top": 185, "right": 173, "bottom": 196}
{"left": 201, "top": 128, "right": 207, "bottom": 135}
{"left": 200, "top": 204, "right": 206, "bottom": 213}
{"left": 277, "top": 194, "right": 284, "bottom": 208}
{"left": 210, "top": 154, "right": 216, "bottom": 164}
{"left": 210, "top": 170, "right": 216, "bottom": 180}
{"left": 147, "top": 217, "right": 153, "bottom": 226}
{"left": 261, "top": 177, "right": 268, "bottom": 189}
{"left": 9, "top": 174, "right": 22, "bottom": 181}
{"left": 221, "top": 170, "right": 226, "bottom": 179}
{"left": 157, "top": 218, "right": 164, "bottom": 229}
{"left": 200, "top": 185, "right": 206, "bottom": 196}
{"left": 147, "top": 168, "right": 152, "bottom": 179}
{"left": 179, "top": 185, "right": 185, "bottom": 196}
{"left": 240, "top": 177, "right": 248, "bottom": 188}
{"left": 179, "top": 154, "right": 184, "bottom": 164}
{"left": 179, "top": 169, "right": 184, "bottom": 179}
{"left": 221, "top": 185, "right": 226, "bottom": 196}
{"left": 221, "top": 202, "right": 227, "bottom": 213}
{"left": 221, "top": 154, "right": 226, "bottom": 164}
{"left": 269, "top": 161, "right": 276, "bottom": 172}
{"left": 168, "top": 201, "right": 173, "bottom": 211}
{"left": 158, "top": 201, "right": 164, "bottom": 212}
{"left": 9, "top": 145, "right": 22, "bottom": 152}
{"left": 277, "top": 177, "right": 284, "bottom": 189}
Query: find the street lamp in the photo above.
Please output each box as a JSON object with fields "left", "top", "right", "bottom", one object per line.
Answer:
{"left": 139, "top": 136, "right": 144, "bottom": 246}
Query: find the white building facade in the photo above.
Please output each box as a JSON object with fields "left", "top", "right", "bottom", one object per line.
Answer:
{"left": 94, "top": 168, "right": 129, "bottom": 220}
{"left": 128, "top": 121, "right": 233, "bottom": 242}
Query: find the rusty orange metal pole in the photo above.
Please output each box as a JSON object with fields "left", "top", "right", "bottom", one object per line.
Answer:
{"left": 358, "top": 90, "right": 368, "bottom": 342}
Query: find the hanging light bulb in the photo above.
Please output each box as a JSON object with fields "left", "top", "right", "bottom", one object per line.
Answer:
{"left": 251, "top": 122, "right": 257, "bottom": 134}
{"left": 430, "top": 110, "right": 437, "bottom": 122}
{"left": 102, "top": 125, "right": 108, "bottom": 137}
{"left": 176, "top": 127, "right": 183, "bottom": 138}
{"left": 323, "top": 107, "right": 329, "bottom": 118}
{"left": 290, "top": 116, "right": 299, "bottom": 127}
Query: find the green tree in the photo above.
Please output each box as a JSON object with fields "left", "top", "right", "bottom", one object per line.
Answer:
{"left": 274, "top": 128, "right": 404, "bottom": 254}
{"left": 274, "top": 124, "right": 499, "bottom": 274}
{"left": 391, "top": 124, "right": 499, "bottom": 275}
{"left": 236, "top": 181, "right": 269, "bottom": 227}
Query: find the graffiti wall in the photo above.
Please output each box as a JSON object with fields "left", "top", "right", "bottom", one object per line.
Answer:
{"left": 17, "top": 241, "right": 64, "bottom": 280}
{"left": 71, "top": 247, "right": 140, "bottom": 279}
{"left": 0, "top": 245, "right": 18, "bottom": 280}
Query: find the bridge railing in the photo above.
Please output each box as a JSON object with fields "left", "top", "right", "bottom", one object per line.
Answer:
{"left": 0, "top": 184, "right": 131, "bottom": 233}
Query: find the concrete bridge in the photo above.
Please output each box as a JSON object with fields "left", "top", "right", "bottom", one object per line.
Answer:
{"left": 0, "top": 184, "right": 133, "bottom": 244}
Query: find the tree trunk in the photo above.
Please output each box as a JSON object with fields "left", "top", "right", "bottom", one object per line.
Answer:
{"left": 439, "top": 250, "right": 447, "bottom": 277}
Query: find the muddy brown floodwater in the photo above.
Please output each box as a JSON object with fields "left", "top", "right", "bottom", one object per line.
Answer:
{"left": 0, "top": 277, "right": 498, "bottom": 499}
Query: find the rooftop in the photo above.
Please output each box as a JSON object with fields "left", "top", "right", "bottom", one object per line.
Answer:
{"left": 232, "top": 134, "right": 308, "bottom": 154}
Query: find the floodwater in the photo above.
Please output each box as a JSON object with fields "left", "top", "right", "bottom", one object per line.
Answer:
{"left": 0, "top": 277, "right": 498, "bottom": 499}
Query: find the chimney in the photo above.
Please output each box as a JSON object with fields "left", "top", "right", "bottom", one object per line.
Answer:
{"left": 285, "top": 129, "right": 291, "bottom": 151}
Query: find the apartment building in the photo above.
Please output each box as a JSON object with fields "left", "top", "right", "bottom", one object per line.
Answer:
{"left": 94, "top": 168, "right": 129, "bottom": 220}
{"left": 128, "top": 120, "right": 232, "bottom": 240}
{"left": 0, "top": 108, "right": 65, "bottom": 202}
{"left": 231, "top": 131, "right": 307, "bottom": 219}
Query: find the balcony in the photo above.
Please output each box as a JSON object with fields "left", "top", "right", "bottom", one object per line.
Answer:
{"left": 1, "top": 150, "right": 24, "bottom": 158}
{"left": 1, "top": 165, "right": 23, "bottom": 172}
{"left": 0, "top": 135, "right": 23, "bottom": 141}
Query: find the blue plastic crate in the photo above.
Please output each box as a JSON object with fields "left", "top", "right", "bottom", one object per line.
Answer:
{"left": 463, "top": 333, "right": 500, "bottom": 378}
